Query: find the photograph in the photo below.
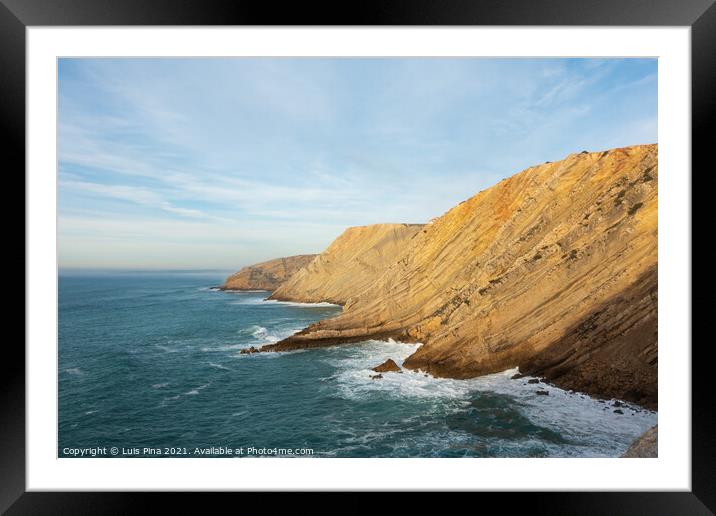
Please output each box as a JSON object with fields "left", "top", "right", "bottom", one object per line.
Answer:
{"left": 57, "top": 57, "right": 659, "bottom": 459}
{"left": 3, "top": 0, "right": 709, "bottom": 506}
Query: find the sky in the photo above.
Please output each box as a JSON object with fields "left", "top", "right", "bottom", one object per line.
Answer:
{"left": 58, "top": 58, "right": 657, "bottom": 270}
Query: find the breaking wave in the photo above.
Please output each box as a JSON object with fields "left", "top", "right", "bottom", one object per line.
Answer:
{"left": 319, "top": 339, "right": 657, "bottom": 457}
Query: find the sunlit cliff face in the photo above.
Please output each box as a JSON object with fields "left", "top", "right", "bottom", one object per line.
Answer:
{"left": 265, "top": 145, "right": 658, "bottom": 408}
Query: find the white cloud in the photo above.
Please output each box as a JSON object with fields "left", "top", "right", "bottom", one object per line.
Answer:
{"left": 60, "top": 179, "right": 206, "bottom": 218}
{"left": 58, "top": 58, "right": 658, "bottom": 268}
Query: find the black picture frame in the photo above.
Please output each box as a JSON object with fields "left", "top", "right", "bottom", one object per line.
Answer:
{"left": 4, "top": 0, "right": 711, "bottom": 511}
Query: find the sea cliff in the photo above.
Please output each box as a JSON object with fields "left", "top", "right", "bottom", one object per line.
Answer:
{"left": 221, "top": 254, "right": 317, "bottom": 291}
{"left": 269, "top": 223, "right": 424, "bottom": 305}
{"left": 260, "top": 144, "right": 658, "bottom": 408}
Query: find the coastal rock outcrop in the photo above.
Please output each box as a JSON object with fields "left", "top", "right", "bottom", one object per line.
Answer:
{"left": 372, "top": 359, "right": 402, "bottom": 373}
{"left": 262, "top": 145, "right": 658, "bottom": 408}
{"left": 622, "top": 425, "right": 658, "bottom": 457}
{"left": 269, "top": 224, "right": 424, "bottom": 305}
{"left": 222, "top": 254, "right": 316, "bottom": 291}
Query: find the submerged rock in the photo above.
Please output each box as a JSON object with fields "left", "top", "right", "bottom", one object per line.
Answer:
{"left": 527, "top": 378, "right": 540, "bottom": 384}
{"left": 370, "top": 374, "right": 383, "bottom": 380}
{"left": 535, "top": 390, "right": 549, "bottom": 396}
{"left": 371, "top": 359, "right": 402, "bottom": 373}
{"left": 239, "top": 346, "right": 259, "bottom": 355}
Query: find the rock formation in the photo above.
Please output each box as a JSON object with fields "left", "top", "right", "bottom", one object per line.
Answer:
{"left": 221, "top": 254, "right": 316, "bottom": 291}
{"left": 622, "top": 425, "right": 658, "bottom": 457}
{"left": 269, "top": 224, "right": 424, "bottom": 305}
{"left": 261, "top": 144, "right": 658, "bottom": 408}
{"left": 372, "top": 359, "right": 402, "bottom": 373}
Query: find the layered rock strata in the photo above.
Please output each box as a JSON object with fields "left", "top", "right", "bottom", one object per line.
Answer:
{"left": 221, "top": 254, "right": 317, "bottom": 291}
{"left": 261, "top": 145, "right": 658, "bottom": 408}
{"left": 268, "top": 224, "right": 424, "bottom": 305}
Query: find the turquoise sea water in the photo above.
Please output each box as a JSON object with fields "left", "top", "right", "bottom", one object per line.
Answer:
{"left": 59, "top": 271, "right": 656, "bottom": 458}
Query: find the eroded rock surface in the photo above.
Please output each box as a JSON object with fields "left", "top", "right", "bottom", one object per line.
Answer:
{"left": 372, "top": 359, "right": 402, "bottom": 373}
{"left": 622, "top": 425, "right": 658, "bottom": 457}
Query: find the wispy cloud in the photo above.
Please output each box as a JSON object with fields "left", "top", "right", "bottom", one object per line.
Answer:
{"left": 61, "top": 179, "right": 206, "bottom": 218}
{"left": 58, "top": 58, "right": 658, "bottom": 269}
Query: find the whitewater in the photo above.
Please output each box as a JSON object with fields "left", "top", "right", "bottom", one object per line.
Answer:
{"left": 59, "top": 270, "right": 656, "bottom": 458}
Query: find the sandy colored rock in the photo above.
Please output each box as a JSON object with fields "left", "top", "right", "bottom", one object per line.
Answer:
{"left": 622, "top": 425, "right": 657, "bottom": 457}
{"left": 371, "top": 359, "right": 402, "bottom": 373}
{"left": 222, "top": 254, "right": 317, "bottom": 291}
{"left": 265, "top": 144, "right": 658, "bottom": 408}
{"left": 269, "top": 223, "right": 423, "bottom": 305}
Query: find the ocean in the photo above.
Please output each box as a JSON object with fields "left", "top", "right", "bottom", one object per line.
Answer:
{"left": 59, "top": 270, "right": 657, "bottom": 458}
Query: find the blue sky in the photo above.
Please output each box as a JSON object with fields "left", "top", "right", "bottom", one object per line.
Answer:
{"left": 58, "top": 58, "right": 657, "bottom": 270}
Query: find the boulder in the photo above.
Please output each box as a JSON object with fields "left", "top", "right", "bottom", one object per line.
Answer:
{"left": 622, "top": 426, "right": 658, "bottom": 457}
{"left": 371, "top": 359, "right": 402, "bottom": 373}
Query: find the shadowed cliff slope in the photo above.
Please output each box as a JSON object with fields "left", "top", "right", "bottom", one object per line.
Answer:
{"left": 222, "top": 254, "right": 317, "bottom": 291}
{"left": 268, "top": 223, "right": 424, "bottom": 305}
{"left": 263, "top": 144, "right": 658, "bottom": 407}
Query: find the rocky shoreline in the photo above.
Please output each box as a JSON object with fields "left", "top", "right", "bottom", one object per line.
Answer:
{"left": 225, "top": 144, "right": 659, "bottom": 410}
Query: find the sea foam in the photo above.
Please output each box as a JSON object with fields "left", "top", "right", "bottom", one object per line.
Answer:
{"left": 185, "top": 383, "right": 210, "bottom": 396}
{"left": 321, "top": 339, "right": 657, "bottom": 457}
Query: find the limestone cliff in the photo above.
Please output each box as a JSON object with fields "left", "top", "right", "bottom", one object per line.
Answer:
{"left": 263, "top": 144, "right": 658, "bottom": 408}
{"left": 268, "top": 224, "right": 424, "bottom": 305}
{"left": 221, "top": 254, "right": 317, "bottom": 291}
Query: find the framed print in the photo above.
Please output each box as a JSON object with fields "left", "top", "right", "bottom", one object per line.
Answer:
{"left": 4, "top": 0, "right": 712, "bottom": 511}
